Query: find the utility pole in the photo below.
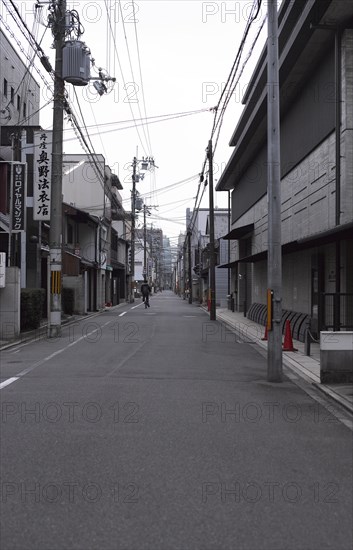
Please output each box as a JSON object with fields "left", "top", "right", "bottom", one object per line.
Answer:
{"left": 267, "top": 0, "right": 282, "bottom": 382}
{"left": 130, "top": 157, "right": 137, "bottom": 302}
{"left": 227, "top": 190, "right": 231, "bottom": 295}
{"left": 187, "top": 230, "right": 192, "bottom": 304}
{"left": 49, "top": 0, "right": 66, "bottom": 338}
{"left": 182, "top": 239, "right": 187, "bottom": 299}
{"left": 143, "top": 203, "right": 147, "bottom": 279}
{"left": 130, "top": 155, "right": 155, "bottom": 299}
{"left": 207, "top": 139, "right": 216, "bottom": 321}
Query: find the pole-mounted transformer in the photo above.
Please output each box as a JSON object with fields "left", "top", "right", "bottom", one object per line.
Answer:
{"left": 62, "top": 41, "right": 91, "bottom": 85}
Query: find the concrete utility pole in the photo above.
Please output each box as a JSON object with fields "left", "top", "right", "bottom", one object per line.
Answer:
{"left": 130, "top": 155, "right": 155, "bottom": 298}
{"left": 207, "top": 139, "right": 216, "bottom": 321}
{"left": 267, "top": 0, "right": 282, "bottom": 382}
{"left": 187, "top": 230, "right": 192, "bottom": 304}
{"left": 183, "top": 239, "right": 187, "bottom": 299}
{"left": 143, "top": 204, "right": 147, "bottom": 279}
{"left": 130, "top": 157, "right": 137, "bottom": 302}
{"left": 49, "top": 0, "right": 66, "bottom": 338}
{"left": 228, "top": 190, "right": 231, "bottom": 295}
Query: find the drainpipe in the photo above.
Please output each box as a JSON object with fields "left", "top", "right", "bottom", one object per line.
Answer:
{"left": 334, "top": 30, "right": 342, "bottom": 331}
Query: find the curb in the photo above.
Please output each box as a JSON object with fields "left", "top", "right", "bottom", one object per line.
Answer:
{"left": 0, "top": 302, "right": 127, "bottom": 351}
{"left": 313, "top": 382, "right": 353, "bottom": 415}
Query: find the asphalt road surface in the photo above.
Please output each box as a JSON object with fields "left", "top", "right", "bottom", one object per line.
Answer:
{"left": 1, "top": 291, "right": 352, "bottom": 550}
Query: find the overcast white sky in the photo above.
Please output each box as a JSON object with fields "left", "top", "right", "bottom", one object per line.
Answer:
{"left": 2, "top": 0, "right": 270, "bottom": 246}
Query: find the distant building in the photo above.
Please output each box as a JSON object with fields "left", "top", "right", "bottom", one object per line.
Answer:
{"left": 184, "top": 207, "right": 230, "bottom": 307}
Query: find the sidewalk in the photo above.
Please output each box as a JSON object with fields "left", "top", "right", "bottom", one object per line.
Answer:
{"left": 212, "top": 306, "right": 353, "bottom": 415}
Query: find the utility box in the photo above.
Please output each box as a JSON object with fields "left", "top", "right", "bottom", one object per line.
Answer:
{"left": 320, "top": 331, "right": 353, "bottom": 383}
{"left": 62, "top": 41, "right": 91, "bottom": 85}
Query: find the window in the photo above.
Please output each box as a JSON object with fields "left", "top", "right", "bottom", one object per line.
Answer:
{"left": 67, "top": 223, "right": 74, "bottom": 244}
{"left": 17, "top": 95, "right": 20, "bottom": 111}
{"left": 23, "top": 102, "right": 26, "bottom": 118}
{"left": 3, "top": 79, "right": 7, "bottom": 97}
{"left": 10, "top": 87, "right": 14, "bottom": 104}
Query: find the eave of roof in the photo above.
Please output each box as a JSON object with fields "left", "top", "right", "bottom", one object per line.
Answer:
{"left": 217, "top": 221, "right": 353, "bottom": 266}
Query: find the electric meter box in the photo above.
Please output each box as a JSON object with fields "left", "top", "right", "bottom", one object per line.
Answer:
{"left": 62, "top": 41, "right": 90, "bottom": 85}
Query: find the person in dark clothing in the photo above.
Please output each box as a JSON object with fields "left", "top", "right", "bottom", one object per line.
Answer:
{"left": 141, "top": 280, "right": 151, "bottom": 307}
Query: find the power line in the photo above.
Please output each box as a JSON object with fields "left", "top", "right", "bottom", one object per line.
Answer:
{"left": 213, "top": 8, "right": 267, "bottom": 154}
{"left": 104, "top": 0, "right": 149, "bottom": 157}
{"left": 120, "top": 174, "right": 199, "bottom": 203}
{"left": 61, "top": 107, "right": 214, "bottom": 131}
{"left": 180, "top": 0, "right": 265, "bottom": 258}
{"left": 0, "top": 14, "right": 54, "bottom": 99}
{"left": 5, "top": 0, "right": 53, "bottom": 70}
{"left": 132, "top": 0, "right": 153, "bottom": 156}
{"left": 60, "top": 108, "right": 213, "bottom": 142}
{"left": 211, "top": 0, "right": 262, "bottom": 139}
{"left": 2, "top": 8, "right": 47, "bottom": 122}
{"left": 116, "top": 0, "right": 151, "bottom": 155}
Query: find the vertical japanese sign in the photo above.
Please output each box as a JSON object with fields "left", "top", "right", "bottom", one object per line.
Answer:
{"left": 11, "top": 163, "right": 26, "bottom": 232}
{"left": 33, "top": 131, "right": 52, "bottom": 220}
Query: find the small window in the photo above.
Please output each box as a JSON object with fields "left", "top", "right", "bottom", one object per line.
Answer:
{"left": 67, "top": 223, "right": 74, "bottom": 244}
{"left": 23, "top": 102, "right": 26, "bottom": 118}
{"left": 3, "top": 79, "right": 7, "bottom": 97}
{"left": 17, "top": 95, "right": 20, "bottom": 111}
{"left": 10, "top": 87, "right": 14, "bottom": 104}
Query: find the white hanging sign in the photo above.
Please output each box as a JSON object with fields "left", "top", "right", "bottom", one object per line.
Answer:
{"left": 33, "top": 130, "right": 52, "bottom": 220}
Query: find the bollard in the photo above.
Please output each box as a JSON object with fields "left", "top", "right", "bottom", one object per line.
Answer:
{"left": 304, "top": 327, "right": 311, "bottom": 356}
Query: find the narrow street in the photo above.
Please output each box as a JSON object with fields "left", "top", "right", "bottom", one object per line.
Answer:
{"left": 1, "top": 292, "right": 352, "bottom": 550}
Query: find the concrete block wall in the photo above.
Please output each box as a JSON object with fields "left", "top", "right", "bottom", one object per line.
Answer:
{"left": 235, "top": 131, "right": 337, "bottom": 257}
{"left": 0, "top": 267, "right": 20, "bottom": 340}
{"left": 252, "top": 251, "right": 312, "bottom": 314}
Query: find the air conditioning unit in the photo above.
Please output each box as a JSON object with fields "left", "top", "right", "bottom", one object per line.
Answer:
{"left": 62, "top": 41, "right": 91, "bottom": 85}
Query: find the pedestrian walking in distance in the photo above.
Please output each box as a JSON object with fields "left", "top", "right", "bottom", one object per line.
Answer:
{"left": 141, "top": 280, "right": 151, "bottom": 308}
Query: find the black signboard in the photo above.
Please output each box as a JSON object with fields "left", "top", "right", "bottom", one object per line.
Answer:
{"left": 11, "top": 163, "right": 26, "bottom": 232}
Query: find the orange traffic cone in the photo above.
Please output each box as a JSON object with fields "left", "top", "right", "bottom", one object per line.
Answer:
{"left": 282, "top": 320, "right": 297, "bottom": 351}
{"left": 261, "top": 326, "right": 268, "bottom": 341}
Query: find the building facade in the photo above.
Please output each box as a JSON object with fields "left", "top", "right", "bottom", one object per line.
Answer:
{"left": 216, "top": 0, "right": 353, "bottom": 336}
